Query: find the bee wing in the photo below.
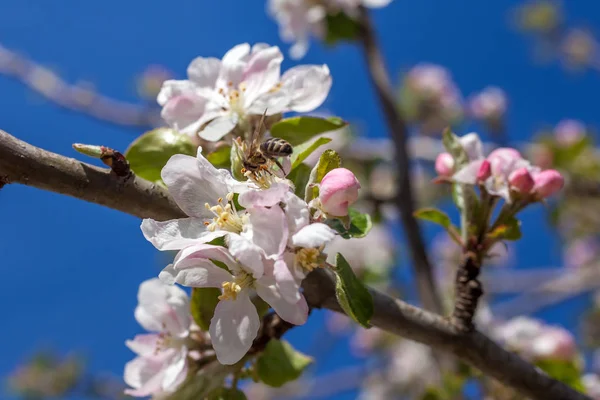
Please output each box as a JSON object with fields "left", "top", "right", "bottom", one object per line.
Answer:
{"left": 248, "top": 108, "right": 268, "bottom": 151}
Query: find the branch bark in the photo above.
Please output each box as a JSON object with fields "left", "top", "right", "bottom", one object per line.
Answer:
{"left": 0, "top": 130, "right": 589, "bottom": 400}
{"left": 357, "top": 8, "right": 443, "bottom": 314}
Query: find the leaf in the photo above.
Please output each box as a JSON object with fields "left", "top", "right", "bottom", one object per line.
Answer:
{"left": 414, "top": 208, "right": 452, "bottom": 229}
{"left": 324, "top": 12, "right": 361, "bottom": 45}
{"left": 333, "top": 253, "right": 374, "bottom": 327}
{"left": 190, "top": 288, "right": 221, "bottom": 331}
{"left": 290, "top": 137, "right": 332, "bottom": 170}
{"left": 535, "top": 359, "right": 585, "bottom": 393}
{"left": 255, "top": 339, "right": 313, "bottom": 387}
{"left": 207, "top": 388, "right": 247, "bottom": 400}
{"left": 287, "top": 163, "right": 312, "bottom": 198}
{"left": 206, "top": 145, "right": 232, "bottom": 169}
{"left": 489, "top": 216, "right": 522, "bottom": 241}
{"left": 442, "top": 128, "right": 469, "bottom": 169}
{"left": 270, "top": 116, "right": 347, "bottom": 146}
{"left": 306, "top": 149, "right": 342, "bottom": 202}
{"left": 325, "top": 208, "right": 372, "bottom": 239}
{"left": 125, "top": 128, "right": 196, "bottom": 184}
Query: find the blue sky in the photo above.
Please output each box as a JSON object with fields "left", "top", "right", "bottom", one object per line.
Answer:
{"left": 1, "top": 1, "right": 600, "bottom": 399}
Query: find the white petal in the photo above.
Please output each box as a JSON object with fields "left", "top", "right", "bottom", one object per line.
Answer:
{"left": 187, "top": 57, "right": 221, "bottom": 87}
{"left": 124, "top": 356, "right": 166, "bottom": 397}
{"left": 198, "top": 114, "right": 239, "bottom": 141}
{"left": 159, "top": 262, "right": 232, "bottom": 289}
{"left": 126, "top": 333, "right": 161, "bottom": 356}
{"left": 160, "top": 93, "right": 208, "bottom": 135}
{"left": 174, "top": 242, "right": 238, "bottom": 270}
{"left": 292, "top": 223, "right": 336, "bottom": 248}
{"left": 246, "top": 89, "right": 292, "bottom": 115}
{"left": 459, "top": 133, "right": 484, "bottom": 161}
{"left": 280, "top": 64, "right": 332, "bottom": 112}
{"left": 157, "top": 80, "right": 196, "bottom": 106}
{"left": 284, "top": 192, "right": 310, "bottom": 235}
{"left": 209, "top": 293, "right": 260, "bottom": 365}
{"left": 227, "top": 234, "right": 265, "bottom": 278}
{"left": 242, "top": 206, "right": 288, "bottom": 259}
{"left": 238, "top": 182, "right": 290, "bottom": 208}
{"left": 135, "top": 279, "right": 191, "bottom": 337}
{"left": 242, "top": 46, "right": 283, "bottom": 107}
{"left": 161, "top": 347, "right": 188, "bottom": 392}
{"left": 273, "top": 258, "right": 301, "bottom": 302}
{"left": 218, "top": 43, "right": 251, "bottom": 88}
{"left": 256, "top": 282, "right": 308, "bottom": 325}
{"left": 289, "top": 40, "right": 310, "bottom": 60}
{"left": 141, "top": 218, "right": 208, "bottom": 251}
{"left": 452, "top": 160, "right": 484, "bottom": 185}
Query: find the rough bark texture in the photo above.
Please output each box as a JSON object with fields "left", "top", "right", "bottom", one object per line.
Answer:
{"left": 452, "top": 253, "right": 484, "bottom": 332}
{"left": 0, "top": 130, "right": 590, "bottom": 400}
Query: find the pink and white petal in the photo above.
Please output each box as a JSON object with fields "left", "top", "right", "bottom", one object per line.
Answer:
{"left": 238, "top": 182, "right": 290, "bottom": 208}
{"left": 292, "top": 223, "right": 337, "bottom": 248}
{"left": 124, "top": 356, "right": 167, "bottom": 397}
{"left": 209, "top": 293, "right": 261, "bottom": 365}
{"left": 136, "top": 279, "right": 191, "bottom": 336}
{"left": 246, "top": 89, "right": 292, "bottom": 115}
{"left": 458, "top": 133, "right": 484, "bottom": 161}
{"left": 289, "top": 40, "right": 310, "bottom": 60}
{"left": 283, "top": 192, "right": 311, "bottom": 235}
{"left": 226, "top": 234, "right": 265, "bottom": 278}
{"left": 242, "top": 46, "right": 283, "bottom": 106}
{"left": 198, "top": 114, "right": 239, "bottom": 142}
{"left": 161, "top": 94, "right": 208, "bottom": 135}
{"left": 174, "top": 242, "right": 238, "bottom": 270}
{"left": 218, "top": 43, "right": 251, "bottom": 88}
{"left": 126, "top": 333, "right": 161, "bottom": 356}
{"left": 256, "top": 282, "right": 308, "bottom": 325}
{"left": 141, "top": 218, "right": 208, "bottom": 251}
{"left": 452, "top": 160, "right": 484, "bottom": 185}
{"left": 159, "top": 262, "right": 232, "bottom": 289}
{"left": 187, "top": 57, "right": 221, "bottom": 87}
{"left": 281, "top": 64, "right": 332, "bottom": 112}
{"left": 273, "top": 258, "right": 301, "bottom": 302}
{"left": 362, "top": 0, "right": 393, "bottom": 7}
{"left": 161, "top": 347, "right": 188, "bottom": 392}
{"left": 242, "top": 206, "right": 288, "bottom": 259}
{"left": 157, "top": 80, "right": 196, "bottom": 106}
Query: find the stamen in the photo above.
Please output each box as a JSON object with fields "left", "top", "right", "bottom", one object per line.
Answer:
{"left": 296, "top": 248, "right": 324, "bottom": 272}
{"left": 204, "top": 193, "right": 244, "bottom": 233}
{"left": 218, "top": 271, "right": 254, "bottom": 301}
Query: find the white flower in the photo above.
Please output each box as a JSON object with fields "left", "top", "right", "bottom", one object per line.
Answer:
{"left": 268, "top": 0, "right": 392, "bottom": 59}
{"left": 124, "top": 279, "right": 191, "bottom": 397}
{"left": 158, "top": 43, "right": 331, "bottom": 140}
{"left": 469, "top": 86, "right": 507, "bottom": 121}
{"left": 159, "top": 243, "right": 308, "bottom": 365}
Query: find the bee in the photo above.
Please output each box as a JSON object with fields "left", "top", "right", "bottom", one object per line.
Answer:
{"left": 242, "top": 111, "right": 293, "bottom": 173}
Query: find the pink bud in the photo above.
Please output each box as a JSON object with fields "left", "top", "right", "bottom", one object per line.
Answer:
{"left": 435, "top": 152, "right": 454, "bottom": 177}
{"left": 487, "top": 147, "right": 522, "bottom": 175}
{"left": 533, "top": 170, "right": 564, "bottom": 198}
{"left": 476, "top": 160, "right": 491, "bottom": 182}
{"left": 319, "top": 168, "right": 361, "bottom": 217}
{"left": 509, "top": 167, "right": 535, "bottom": 193}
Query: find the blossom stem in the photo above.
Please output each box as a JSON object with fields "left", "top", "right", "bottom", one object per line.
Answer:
{"left": 356, "top": 7, "right": 443, "bottom": 315}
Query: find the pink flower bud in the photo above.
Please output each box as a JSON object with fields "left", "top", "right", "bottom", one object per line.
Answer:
{"left": 531, "top": 327, "right": 577, "bottom": 361}
{"left": 487, "top": 147, "right": 522, "bottom": 175}
{"left": 476, "top": 160, "right": 491, "bottom": 182}
{"left": 533, "top": 169, "right": 564, "bottom": 198}
{"left": 319, "top": 168, "right": 361, "bottom": 217}
{"left": 435, "top": 152, "right": 454, "bottom": 177}
{"left": 509, "top": 167, "right": 534, "bottom": 193}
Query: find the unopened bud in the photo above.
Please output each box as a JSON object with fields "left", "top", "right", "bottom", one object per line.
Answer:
{"left": 509, "top": 167, "right": 534, "bottom": 193}
{"left": 319, "top": 168, "right": 361, "bottom": 217}
{"left": 533, "top": 170, "right": 564, "bottom": 198}
{"left": 476, "top": 160, "right": 491, "bottom": 182}
{"left": 434, "top": 153, "right": 454, "bottom": 177}
{"left": 531, "top": 327, "right": 577, "bottom": 362}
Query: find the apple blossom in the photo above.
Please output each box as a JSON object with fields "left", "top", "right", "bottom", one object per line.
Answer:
{"left": 123, "top": 279, "right": 192, "bottom": 397}
{"left": 469, "top": 86, "right": 507, "bottom": 121}
{"left": 532, "top": 169, "right": 564, "bottom": 198}
{"left": 530, "top": 326, "right": 577, "bottom": 361}
{"left": 158, "top": 43, "right": 332, "bottom": 141}
{"left": 159, "top": 243, "right": 308, "bottom": 365}
{"left": 434, "top": 152, "right": 454, "bottom": 177}
{"left": 555, "top": 119, "right": 586, "bottom": 145}
{"left": 508, "top": 167, "right": 535, "bottom": 193}
{"left": 318, "top": 168, "right": 361, "bottom": 217}
{"left": 268, "top": 0, "right": 392, "bottom": 59}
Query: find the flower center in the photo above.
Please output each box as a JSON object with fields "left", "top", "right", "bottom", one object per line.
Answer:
{"left": 219, "top": 271, "right": 254, "bottom": 301}
{"left": 153, "top": 324, "right": 183, "bottom": 355}
{"left": 244, "top": 168, "right": 277, "bottom": 189}
{"left": 296, "top": 248, "right": 324, "bottom": 272}
{"left": 204, "top": 193, "right": 244, "bottom": 233}
{"left": 218, "top": 81, "right": 248, "bottom": 116}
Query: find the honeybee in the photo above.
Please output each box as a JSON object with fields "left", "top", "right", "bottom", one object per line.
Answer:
{"left": 241, "top": 111, "right": 293, "bottom": 173}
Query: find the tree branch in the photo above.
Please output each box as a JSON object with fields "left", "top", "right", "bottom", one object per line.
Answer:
{"left": 0, "top": 130, "right": 589, "bottom": 400}
{"left": 357, "top": 8, "right": 443, "bottom": 314}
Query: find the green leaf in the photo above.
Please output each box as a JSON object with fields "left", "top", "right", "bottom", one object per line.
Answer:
{"left": 414, "top": 208, "right": 452, "bottom": 229}
{"left": 325, "top": 208, "right": 372, "bottom": 239}
{"left": 206, "top": 145, "right": 232, "bottom": 169}
{"left": 190, "top": 288, "right": 221, "bottom": 331}
{"left": 324, "top": 12, "right": 361, "bottom": 45}
{"left": 333, "top": 253, "right": 374, "bottom": 327}
{"left": 305, "top": 149, "right": 342, "bottom": 202}
{"left": 256, "top": 339, "right": 313, "bottom": 387}
{"left": 290, "top": 137, "right": 332, "bottom": 170}
{"left": 207, "top": 388, "right": 247, "bottom": 400}
{"left": 489, "top": 216, "right": 522, "bottom": 241}
{"left": 442, "top": 128, "right": 469, "bottom": 169}
{"left": 287, "top": 163, "right": 312, "bottom": 198}
{"left": 535, "top": 359, "right": 585, "bottom": 393}
{"left": 125, "top": 128, "right": 196, "bottom": 184}
{"left": 270, "top": 116, "right": 347, "bottom": 146}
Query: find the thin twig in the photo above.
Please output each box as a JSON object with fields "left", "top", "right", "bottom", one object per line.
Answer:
{"left": 356, "top": 7, "right": 443, "bottom": 314}
{"left": 0, "top": 130, "right": 590, "bottom": 400}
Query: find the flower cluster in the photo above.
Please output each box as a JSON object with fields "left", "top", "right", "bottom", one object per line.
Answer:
{"left": 436, "top": 133, "right": 564, "bottom": 202}
{"left": 268, "top": 0, "right": 392, "bottom": 59}
{"left": 158, "top": 43, "right": 331, "bottom": 141}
